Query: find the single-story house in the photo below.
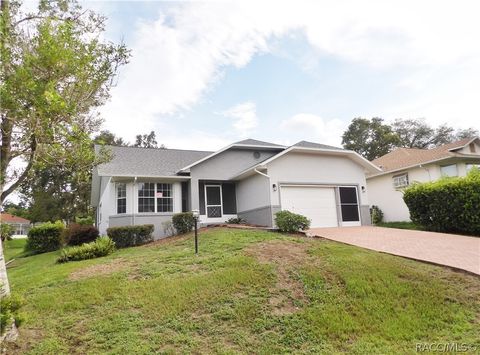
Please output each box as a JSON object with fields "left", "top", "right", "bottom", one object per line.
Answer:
{"left": 0, "top": 213, "right": 31, "bottom": 237}
{"left": 91, "top": 139, "right": 381, "bottom": 238}
{"left": 367, "top": 137, "right": 480, "bottom": 222}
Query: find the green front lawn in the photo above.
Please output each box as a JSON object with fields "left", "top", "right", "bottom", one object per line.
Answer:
{"left": 3, "top": 238, "right": 28, "bottom": 262}
{"left": 4, "top": 229, "right": 480, "bottom": 354}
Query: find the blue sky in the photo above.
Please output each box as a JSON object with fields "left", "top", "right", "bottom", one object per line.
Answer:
{"left": 61, "top": 1, "right": 480, "bottom": 150}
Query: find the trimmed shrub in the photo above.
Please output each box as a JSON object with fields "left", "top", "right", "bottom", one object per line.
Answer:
{"left": 369, "top": 205, "right": 384, "bottom": 224}
{"left": 106, "top": 224, "right": 154, "bottom": 248}
{"left": 225, "top": 217, "right": 246, "bottom": 224}
{"left": 75, "top": 216, "right": 94, "bottom": 226}
{"left": 25, "top": 221, "right": 64, "bottom": 254}
{"left": 403, "top": 168, "right": 480, "bottom": 235}
{"left": 0, "top": 294, "right": 24, "bottom": 334}
{"left": 275, "top": 210, "right": 311, "bottom": 233}
{"left": 172, "top": 212, "right": 195, "bottom": 234}
{"left": 1, "top": 223, "right": 14, "bottom": 241}
{"left": 64, "top": 223, "right": 99, "bottom": 246}
{"left": 57, "top": 236, "right": 115, "bottom": 263}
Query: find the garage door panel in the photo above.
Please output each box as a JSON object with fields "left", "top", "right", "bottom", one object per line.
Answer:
{"left": 280, "top": 186, "right": 338, "bottom": 228}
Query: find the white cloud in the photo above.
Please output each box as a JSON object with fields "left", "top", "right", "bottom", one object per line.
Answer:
{"left": 222, "top": 102, "right": 258, "bottom": 137}
{"left": 280, "top": 113, "right": 347, "bottom": 146}
{"left": 88, "top": 0, "right": 480, "bottom": 141}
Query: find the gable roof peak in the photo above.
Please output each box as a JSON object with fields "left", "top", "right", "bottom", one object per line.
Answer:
{"left": 233, "top": 138, "right": 284, "bottom": 147}
{"left": 292, "top": 140, "right": 344, "bottom": 151}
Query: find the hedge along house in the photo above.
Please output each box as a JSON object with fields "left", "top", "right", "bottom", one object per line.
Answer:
{"left": 367, "top": 137, "right": 480, "bottom": 222}
{"left": 91, "top": 139, "right": 381, "bottom": 238}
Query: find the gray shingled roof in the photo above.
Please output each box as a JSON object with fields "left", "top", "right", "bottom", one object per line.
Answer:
{"left": 293, "top": 140, "right": 344, "bottom": 150}
{"left": 97, "top": 145, "right": 212, "bottom": 177}
{"left": 234, "top": 138, "right": 284, "bottom": 147}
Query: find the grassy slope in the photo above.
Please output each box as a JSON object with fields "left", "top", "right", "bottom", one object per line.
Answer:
{"left": 4, "top": 239, "right": 28, "bottom": 262}
{"left": 4, "top": 229, "right": 480, "bottom": 354}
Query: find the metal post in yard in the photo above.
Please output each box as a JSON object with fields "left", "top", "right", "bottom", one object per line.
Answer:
{"left": 192, "top": 209, "right": 199, "bottom": 255}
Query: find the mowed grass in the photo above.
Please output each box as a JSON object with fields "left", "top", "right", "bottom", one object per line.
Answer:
{"left": 3, "top": 228, "right": 480, "bottom": 354}
{"left": 4, "top": 238, "right": 29, "bottom": 261}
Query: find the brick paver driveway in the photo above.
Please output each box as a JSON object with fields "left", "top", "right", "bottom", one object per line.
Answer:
{"left": 307, "top": 226, "right": 480, "bottom": 275}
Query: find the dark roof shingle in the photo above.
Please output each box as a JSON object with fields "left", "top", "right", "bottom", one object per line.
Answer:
{"left": 234, "top": 138, "right": 284, "bottom": 147}
{"left": 293, "top": 140, "right": 344, "bottom": 150}
{"left": 97, "top": 145, "right": 212, "bottom": 177}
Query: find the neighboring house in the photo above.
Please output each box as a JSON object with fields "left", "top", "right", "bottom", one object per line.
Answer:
{"left": 367, "top": 137, "right": 480, "bottom": 222}
{"left": 91, "top": 139, "right": 380, "bottom": 238}
{"left": 0, "top": 213, "right": 31, "bottom": 237}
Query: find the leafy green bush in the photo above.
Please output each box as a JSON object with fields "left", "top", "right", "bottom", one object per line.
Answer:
{"left": 75, "top": 216, "right": 94, "bottom": 225}
{"left": 403, "top": 168, "right": 480, "bottom": 235}
{"left": 275, "top": 210, "right": 311, "bottom": 233}
{"left": 1, "top": 223, "right": 14, "bottom": 241}
{"left": 25, "top": 221, "right": 64, "bottom": 254}
{"left": 225, "top": 217, "right": 246, "bottom": 224}
{"left": 369, "top": 205, "right": 384, "bottom": 224}
{"left": 106, "top": 224, "right": 154, "bottom": 248}
{"left": 64, "top": 223, "right": 99, "bottom": 246}
{"left": 0, "top": 294, "right": 24, "bottom": 334}
{"left": 57, "top": 236, "right": 116, "bottom": 263}
{"left": 172, "top": 212, "right": 195, "bottom": 234}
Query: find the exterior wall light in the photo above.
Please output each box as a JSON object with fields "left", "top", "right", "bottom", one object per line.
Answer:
{"left": 272, "top": 184, "right": 277, "bottom": 191}
{"left": 361, "top": 186, "right": 366, "bottom": 192}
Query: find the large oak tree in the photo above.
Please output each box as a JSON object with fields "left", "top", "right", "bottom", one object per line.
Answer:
{"left": 0, "top": 0, "right": 129, "bottom": 297}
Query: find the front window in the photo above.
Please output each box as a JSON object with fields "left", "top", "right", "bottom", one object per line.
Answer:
{"left": 156, "top": 183, "right": 173, "bottom": 212}
{"left": 138, "top": 182, "right": 155, "bottom": 213}
{"left": 393, "top": 173, "right": 409, "bottom": 188}
{"left": 138, "top": 182, "right": 173, "bottom": 213}
{"left": 440, "top": 164, "right": 458, "bottom": 177}
{"left": 116, "top": 183, "right": 127, "bottom": 214}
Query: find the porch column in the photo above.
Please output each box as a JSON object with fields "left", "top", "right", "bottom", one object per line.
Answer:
{"left": 190, "top": 177, "right": 200, "bottom": 211}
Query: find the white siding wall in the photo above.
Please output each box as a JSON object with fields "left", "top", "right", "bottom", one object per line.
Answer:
{"left": 236, "top": 173, "right": 271, "bottom": 212}
{"left": 97, "top": 179, "right": 182, "bottom": 235}
{"left": 367, "top": 165, "right": 436, "bottom": 222}
{"left": 267, "top": 153, "right": 369, "bottom": 206}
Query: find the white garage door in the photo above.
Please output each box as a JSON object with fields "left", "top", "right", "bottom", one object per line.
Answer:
{"left": 280, "top": 186, "right": 338, "bottom": 228}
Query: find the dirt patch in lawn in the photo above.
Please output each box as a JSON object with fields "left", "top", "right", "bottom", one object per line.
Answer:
{"left": 245, "top": 240, "right": 310, "bottom": 315}
{"left": 69, "top": 258, "right": 132, "bottom": 281}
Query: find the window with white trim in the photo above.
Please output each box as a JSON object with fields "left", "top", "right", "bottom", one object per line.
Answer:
{"left": 137, "top": 182, "right": 173, "bottom": 213}
{"left": 392, "top": 173, "right": 409, "bottom": 188}
{"left": 156, "top": 183, "right": 173, "bottom": 212}
{"left": 116, "top": 183, "right": 127, "bottom": 214}
{"left": 440, "top": 164, "right": 457, "bottom": 177}
{"left": 138, "top": 182, "right": 155, "bottom": 213}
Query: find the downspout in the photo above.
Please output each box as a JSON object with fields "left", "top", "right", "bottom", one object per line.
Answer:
{"left": 419, "top": 164, "right": 431, "bottom": 181}
{"left": 132, "top": 176, "right": 137, "bottom": 226}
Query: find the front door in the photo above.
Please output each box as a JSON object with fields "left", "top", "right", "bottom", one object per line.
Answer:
{"left": 205, "top": 185, "right": 223, "bottom": 219}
